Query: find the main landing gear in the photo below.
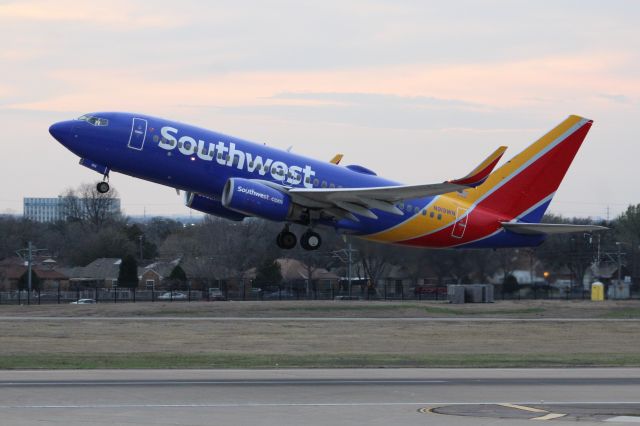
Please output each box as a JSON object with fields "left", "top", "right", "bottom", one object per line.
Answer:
{"left": 276, "top": 226, "right": 322, "bottom": 251}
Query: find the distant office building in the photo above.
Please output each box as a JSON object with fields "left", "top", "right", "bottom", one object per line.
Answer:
{"left": 23, "top": 196, "right": 121, "bottom": 223}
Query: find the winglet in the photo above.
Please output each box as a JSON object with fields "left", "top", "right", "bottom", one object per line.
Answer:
{"left": 330, "top": 154, "right": 344, "bottom": 165}
{"left": 449, "top": 146, "right": 507, "bottom": 187}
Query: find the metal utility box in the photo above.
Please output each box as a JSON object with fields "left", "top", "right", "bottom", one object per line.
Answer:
{"left": 447, "top": 284, "right": 494, "bottom": 304}
{"left": 447, "top": 285, "right": 465, "bottom": 304}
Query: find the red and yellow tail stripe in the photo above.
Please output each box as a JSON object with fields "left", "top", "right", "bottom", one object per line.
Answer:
{"left": 365, "top": 115, "right": 592, "bottom": 247}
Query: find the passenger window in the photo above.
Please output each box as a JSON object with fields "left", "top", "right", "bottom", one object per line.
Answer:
{"left": 313, "top": 178, "right": 320, "bottom": 187}
{"left": 322, "top": 181, "right": 327, "bottom": 188}
{"left": 329, "top": 183, "right": 335, "bottom": 188}
{"left": 437, "top": 214, "right": 442, "bottom": 220}
{"left": 430, "top": 212, "right": 434, "bottom": 218}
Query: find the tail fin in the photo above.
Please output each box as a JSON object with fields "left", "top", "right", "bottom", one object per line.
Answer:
{"left": 469, "top": 115, "right": 593, "bottom": 222}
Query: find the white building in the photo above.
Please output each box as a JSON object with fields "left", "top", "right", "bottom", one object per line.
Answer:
{"left": 23, "top": 196, "right": 121, "bottom": 223}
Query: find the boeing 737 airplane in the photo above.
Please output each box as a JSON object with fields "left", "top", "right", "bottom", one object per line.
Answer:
{"left": 49, "top": 113, "right": 606, "bottom": 250}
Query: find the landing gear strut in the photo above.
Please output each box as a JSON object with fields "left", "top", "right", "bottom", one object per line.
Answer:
{"left": 300, "top": 230, "right": 322, "bottom": 251}
{"left": 276, "top": 227, "right": 297, "bottom": 250}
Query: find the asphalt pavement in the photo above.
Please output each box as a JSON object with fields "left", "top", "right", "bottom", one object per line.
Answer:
{"left": 0, "top": 368, "right": 639, "bottom": 425}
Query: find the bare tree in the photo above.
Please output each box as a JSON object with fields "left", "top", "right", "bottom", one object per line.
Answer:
{"left": 60, "top": 183, "right": 121, "bottom": 229}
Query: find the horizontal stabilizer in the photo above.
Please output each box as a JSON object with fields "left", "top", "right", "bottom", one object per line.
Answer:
{"left": 501, "top": 222, "right": 608, "bottom": 235}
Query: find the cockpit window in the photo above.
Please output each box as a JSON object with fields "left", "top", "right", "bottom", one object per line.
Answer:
{"left": 77, "top": 115, "right": 109, "bottom": 126}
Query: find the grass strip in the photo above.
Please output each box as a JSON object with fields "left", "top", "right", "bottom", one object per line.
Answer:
{"left": 601, "top": 308, "right": 640, "bottom": 318}
{"left": 1, "top": 352, "right": 639, "bottom": 369}
{"left": 423, "top": 306, "right": 546, "bottom": 316}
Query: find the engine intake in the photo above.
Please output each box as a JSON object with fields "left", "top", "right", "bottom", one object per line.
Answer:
{"left": 185, "top": 192, "right": 246, "bottom": 221}
{"left": 222, "top": 178, "right": 292, "bottom": 221}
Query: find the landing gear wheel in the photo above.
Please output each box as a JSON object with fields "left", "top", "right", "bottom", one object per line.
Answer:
{"left": 97, "top": 181, "right": 110, "bottom": 194}
{"left": 276, "top": 231, "right": 297, "bottom": 249}
{"left": 300, "top": 230, "right": 322, "bottom": 251}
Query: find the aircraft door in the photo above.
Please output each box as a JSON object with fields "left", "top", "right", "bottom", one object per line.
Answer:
{"left": 451, "top": 207, "right": 469, "bottom": 239}
{"left": 128, "top": 118, "right": 147, "bottom": 150}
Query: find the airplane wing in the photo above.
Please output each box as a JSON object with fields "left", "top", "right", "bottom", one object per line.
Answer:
{"left": 501, "top": 223, "right": 608, "bottom": 235}
{"left": 282, "top": 146, "right": 507, "bottom": 221}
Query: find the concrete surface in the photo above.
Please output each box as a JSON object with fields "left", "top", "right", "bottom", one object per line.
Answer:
{"left": 0, "top": 368, "right": 639, "bottom": 425}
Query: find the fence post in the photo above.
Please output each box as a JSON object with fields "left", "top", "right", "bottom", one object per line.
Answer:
{"left": 37, "top": 289, "right": 41, "bottom": 305}
{"left": 133, "top": 288, "right": 136, "bottom": 303}
{"left": 76, "top": 287, "right": 80, "bottom": 303}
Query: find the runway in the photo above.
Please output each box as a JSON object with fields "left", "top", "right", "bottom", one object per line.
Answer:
{"left": 0, "top": 369, "right": 639, "bottom": 425}
{"left": 1, "top": 316, "right": 640, "bottom": 322}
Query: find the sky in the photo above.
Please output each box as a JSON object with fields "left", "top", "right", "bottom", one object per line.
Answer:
{"left": 1, "top": 0, "right": 638, "bottom": 219}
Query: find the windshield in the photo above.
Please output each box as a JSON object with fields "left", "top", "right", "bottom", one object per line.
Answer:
{"left": 77, "top": 114, "right": 109, "bottom": 126}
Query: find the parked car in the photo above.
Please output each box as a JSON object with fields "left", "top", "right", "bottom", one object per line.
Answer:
{"left": 70, "top": 298, "right": 96, "bottom": 304}
{"left": 264, "top": 289, "right": 296, "bottom": 300}
{"left": 208, "top": 288, "right": 227, "bottom": 301}
{"left": 414, "top": 286, "right": 448, "bottom": 296}
{"left": 158, "top": 292, "right": 187, "bottom": 300}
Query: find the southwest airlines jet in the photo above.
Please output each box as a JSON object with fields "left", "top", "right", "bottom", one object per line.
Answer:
{"left": 49, "top": 113, "right": 605, "bottom": 250}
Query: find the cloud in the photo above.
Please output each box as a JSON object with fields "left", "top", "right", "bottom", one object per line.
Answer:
{"left": 597, "top": 94, "right": 632, "bottom": 104}
{"left": 0, "top": 1, "right": 183, "bottom": 29}
{"left": 270, "top": 92, "right": 486, "bottom": 110}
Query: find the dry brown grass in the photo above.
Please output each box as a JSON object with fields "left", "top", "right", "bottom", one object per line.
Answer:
{"left": 1, "top": 300, "right": 639, "bottom": 357}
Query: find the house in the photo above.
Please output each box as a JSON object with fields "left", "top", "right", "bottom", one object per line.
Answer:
{"left": 63, "top": 258, "right": 122, "bottom": 289}
{"left": 138, "top": 258, "right": 182, "bottom": 290}
{"left": 244, "top": 258, "right": 340, "bottom": 295}
{"left": 0, "top": 257, "right": 69, "bottom": 291}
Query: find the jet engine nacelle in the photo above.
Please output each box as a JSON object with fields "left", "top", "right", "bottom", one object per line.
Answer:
{"left": 185, "top": 192, "right": 246, "bottom": 221}
{"left": 222, "top": 178, "right": 292, "bottom": 221}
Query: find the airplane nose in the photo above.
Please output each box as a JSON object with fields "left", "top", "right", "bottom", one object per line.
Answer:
{"left": 49, "top": 121, "right": 71, "bottom": 142}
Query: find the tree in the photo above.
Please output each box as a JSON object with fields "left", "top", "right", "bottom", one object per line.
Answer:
{"left": 254, "top": 258, "right": 282, "bottom": 289}
{"left": 117, "top": 255, "right": 138, "bottom": 288}
{"left": 60, "top": 183, "right": 122, "bottom": 230}
{"left": 503, "top": 274, "right": 519, "bottom": 294}
{"left": 167, "top": 265, "right": 188, "bottom": 291}
{"left": 18, "top": 269, "right": 41, "bottom": 292}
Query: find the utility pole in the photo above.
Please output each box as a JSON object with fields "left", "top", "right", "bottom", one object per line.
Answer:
{"left": 138, "top": 235, "right": 144, "bottom": 262}
{"left": 347, "top": 239, "right": 352, "bottom": 297}
{"left": 27, "top": 241, "right": 32, "bottom": 304}
{"left": 332, "top": 237, "right": 358, "bottom": 298}
{"left": 16, "top": 242, "right": 48, "bottom": 305}
{"left": 617, "top": 242, "right": 622, "bottom": 285}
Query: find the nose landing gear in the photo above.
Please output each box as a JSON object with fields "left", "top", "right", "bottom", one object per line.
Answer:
{"left": 96, "top": 173, "right": 110, "bottom": 194}
{"left": 96, "top": 181, "right": 110, "bottom": 194}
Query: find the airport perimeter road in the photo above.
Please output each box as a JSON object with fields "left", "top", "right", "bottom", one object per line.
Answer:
{"left": 0, "top": 369, "right": 639, "bottom": 425}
